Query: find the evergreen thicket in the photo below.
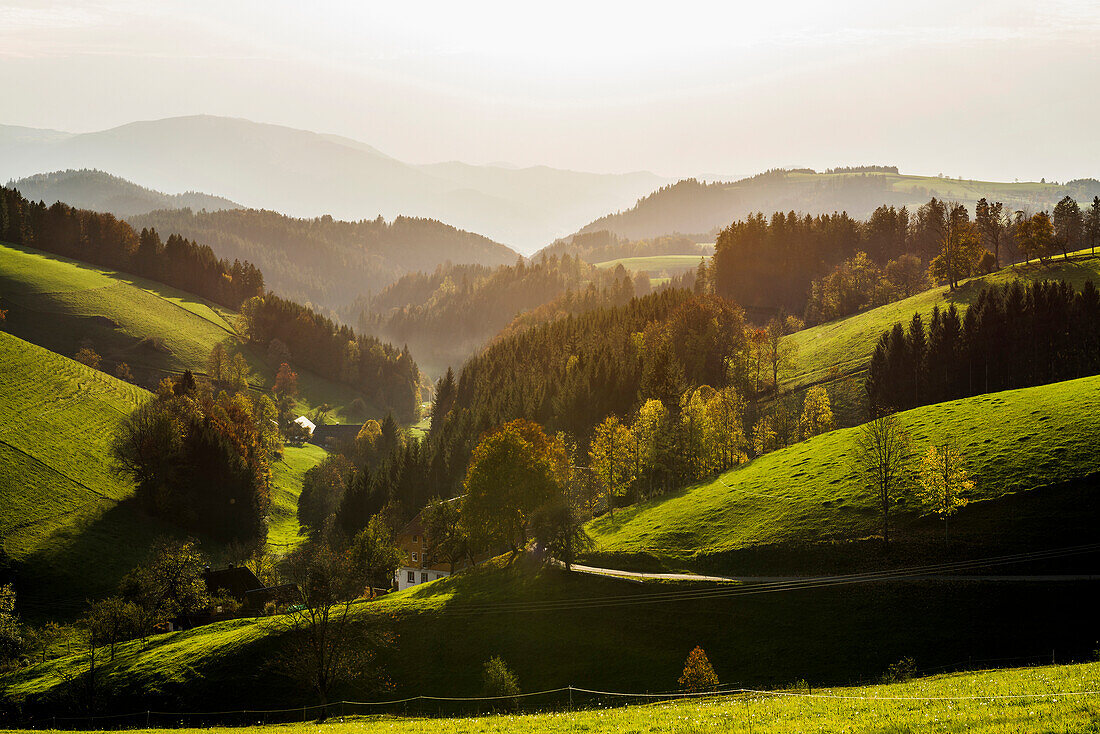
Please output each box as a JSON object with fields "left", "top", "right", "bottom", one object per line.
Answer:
{"left": 866, "top": 280, "right": 1100, "bottom": 413}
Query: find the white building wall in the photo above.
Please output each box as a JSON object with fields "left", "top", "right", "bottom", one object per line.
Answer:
{"left": 395, "top": 566, "right": 449, "bottom": 591}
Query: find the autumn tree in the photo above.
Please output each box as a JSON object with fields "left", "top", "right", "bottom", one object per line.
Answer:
{"left": 118, "top": 539, "right": 211, "bottom": 629}
{"left": 208, "top": 342, "right": 229, "bottom": 388}
{"left": 798, "top": 385, "right": 834, "bottom": 439}
{"left": 298, "top": 454, "right": 353, "bottom": 532}
{"left": 113, "top": 362, "right": 134, "bottom": 383}
{"left": 916, "top": 438, "right": 973, "bottom": 543}
{"left": 974, "top": 198, "right": 1007, "bottom": 267}
{"left": 75, "top": 345, "right": 101, "bottom": 370}
{"left": 1016, "top": 212, "right": 1055, "bottom": 264}
{"left": 678, "top": 646, "right": 719, "bottom": 693}
{"left": 0, "top": 584, "right": 22, "bottom": 666}
{"left": 853, "top": 413, "right": 911, "bottom": 545}
{"left": 884, "top": 254, "right": 929, "bottom": 298}
{"left": 589, "top": 415, "right": 637, "bottom": 517}
{"left": 272, "top": 362, "right": 299, "bottom": 430}
{"left": 482, "top": 656, "right": 520, "bottom": 705}
{"left": 462, "top": 420, "right": 567, "bottom": 553}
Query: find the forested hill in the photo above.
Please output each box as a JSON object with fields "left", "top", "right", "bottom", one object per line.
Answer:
{"left": 129, "top": 207, "right": 520, "bottom": 311}
{"left": 535, "top": 230, "right": 712, "bottom": 263}
{"left": 0, "top": 186, "right": 422, "bottom": 422}
{"left": 346, "top": 256, "right": 641, "bottom": 377}
{"left": 8, "top": 169, "right": 240, "bottom": 217}
{"left": 578, "top": 169, "right": 1100, "bottom": 242}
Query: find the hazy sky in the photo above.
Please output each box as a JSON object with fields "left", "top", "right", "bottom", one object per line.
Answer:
{"left": 2, "top": 0, "right": 1098, "bottom": 181}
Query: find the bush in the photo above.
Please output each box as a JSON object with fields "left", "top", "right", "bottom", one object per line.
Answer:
{"left": 883, "top": 656, "right": 917, "bottom": 682}
{"left": 679, "top": 645, "right": 719, "bottom": 693}
{"left": 482, "top": 656, "right": 520, "bottom": 706}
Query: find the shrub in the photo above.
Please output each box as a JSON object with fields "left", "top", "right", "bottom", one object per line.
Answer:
{"left": 482, "top": 656, "right": 520, "bottom": 705}
{"left": 679, "top": 645, "right": 719, "bottom": 693}
{"left": 883, "top": 656, "right": 917, "bottom": 682}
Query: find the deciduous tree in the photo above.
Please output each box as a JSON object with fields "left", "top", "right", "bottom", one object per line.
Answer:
{"left": 916, "top": 439, "right": 972, "bottom": 543}
{"left": 678, "top": 646, "right": 719, "bottom": 693}
{"left": 853, "top": 413, "right": 911, "bottom": 545}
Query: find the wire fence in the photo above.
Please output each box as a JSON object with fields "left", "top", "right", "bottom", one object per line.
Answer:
{"left": 13, "top": 675, "right": 1100, "bottom": 731}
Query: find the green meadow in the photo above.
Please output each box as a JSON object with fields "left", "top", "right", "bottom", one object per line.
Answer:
{"left": 31, "top": 661, "right": 1100, "bottom": 734}
{"left": 0, "top": 241, "right": 372, "bottom": 422}
{"left": 588, "top": 374, "right": 1100, "bottom": 571}
{"left": 267, "top": 444, "right": 328, "bottom": 552}
{"left": 593, "top": 254, "right": 708, "bottom": 275}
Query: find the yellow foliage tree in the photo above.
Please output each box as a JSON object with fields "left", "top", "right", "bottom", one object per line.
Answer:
{"left": 799, "top": 385, "right": 835, "bottom": 439}
{"left": 916, "top": 439, "right": 973, "bottom": 543}
{"left": 678, "top": 646, "right": 719, "bottom": 693}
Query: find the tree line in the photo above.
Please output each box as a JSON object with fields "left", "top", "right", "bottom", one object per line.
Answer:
{"left": 0, "top": 187, "right": 263, "bottom": 309}
{"left": 240, "top": 293, "right": 420, "bottom": 423}
{"left": 866, "top": 279, "right": 1100, "bottom": 414}
{"left": 0, "top": 184, "right": 421, "bottom": 423}
{"left": 710, "top": 196, "right": 1100, "bottom": 324}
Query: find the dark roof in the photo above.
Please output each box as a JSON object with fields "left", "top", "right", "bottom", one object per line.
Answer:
{"left": 203, "top": 565, "right": 262, "bottom": 599}
{"left": 308, "top": 424, "right": 362, "bottom": 446}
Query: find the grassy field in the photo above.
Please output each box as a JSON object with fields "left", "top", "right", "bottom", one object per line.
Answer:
{"left": 4, "top": 553, "right": 1098, "bottom": 716}
{"left": 587, "top": 373, "right": 1100, "bottom": 572}
{"left": 593, "top": 254, "right": 708, "bottom": 275}
{"left": 0, "top": 330, "right": 167, "bottom": 616}
{"left": 0, "top": 241, "right": 372, "bottom": 423}
{"left": 27, "top": 662, "right": 1100, "bottom": 733}
{"left": 783, "top": 253, "right": 1100, "bottom": 396}
{"left": 267, "top": 444, "right": 328, "bottom": 552}
{"left": 0, "top": 329, "right": 327, "bottom": 615}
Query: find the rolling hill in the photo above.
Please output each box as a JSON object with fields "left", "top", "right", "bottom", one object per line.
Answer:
{"left": 7, "top": 169, "right": 241, "bottom": 217}
{"left": 0, "top": 116, "right": 667, "bottom": 251}
{"left": 0, "top": 329, "right": 163, "bottom": 617}
{"left": 781, "top": 252, "right": 1100, "bottom": 424}
{"left": 0, "top": 327, "right": 328, "bottom": 616}
{"left": 586, "top": 373, "right": 1100, "bottom": 574}
{"left": 127, "top": 207, "right": 520, "bottom": 311}
{"left": 577, "top": 170, "right": 1100, "bottom": 242}
{"left": 3, "top": 554, "right": 1096, "bottom": 715}
{"left": 0, "top": 240, "right": 372, "bottom": 423}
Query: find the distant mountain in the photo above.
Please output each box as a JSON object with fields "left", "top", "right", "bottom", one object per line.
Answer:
{"left": 577, "top": 168, "right": 1100, "bottom": 242}
{"left": 8, "top": 169, "right": 240, "bottom": 217}
{"left": 128, "top": 207, "right": 519, "bottom": 311}
{"left": 0, "top": 116, "right": 668, "bottom": 252}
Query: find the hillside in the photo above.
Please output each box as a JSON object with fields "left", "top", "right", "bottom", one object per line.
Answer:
{"left": 0, "top": 330, "right": 166, "bottom": 616}
{"left": 782, "top": 253, "right": 1100, "bottom": 423}
{"left": 587, "top": 374, "right": 1100, "bottom": 573}
{"left": 3, "top": 555, "right": 1097, "bottom": 715}
{"left": 0, "top": 241, "right": 371, "bottom": 422}
{"left": 128, "top": 207, "right": 519, "bottom": 311}
{"left": 0, "top": 116, "right": 667, "bottom": 251}
{"left": 8, "top": 169, "right": 241, "bottom": 217}
{"left": 266, "top": 444, "right": 328, "bottom": 552}
{"left": 578, "top": 170, "right": 1100, "bottom": 242}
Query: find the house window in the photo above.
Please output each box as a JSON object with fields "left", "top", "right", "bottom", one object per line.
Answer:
{"left": 407, "top": 571, "right": 415, "bottom": 584}
{"left": 421, "top": 572, "right": 428, "bottom": 583}
{"left": 411, "top": 552, "right": 418, "bottom": 562}
{"left": 413, "top": 535, "right": 419, "bottom": 543}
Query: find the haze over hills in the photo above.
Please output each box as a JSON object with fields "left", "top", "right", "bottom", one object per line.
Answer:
{"left": 127, "top": 207, "right": 520, "bottom": 311}
{"left": 577, "top": 168, "right": 1100, "bottom": 242}
{"left": 8, "top": 169, "right": 241, "bottom": 217}
{"left": 0, "top": 116, "right": 668, "bottom": 252}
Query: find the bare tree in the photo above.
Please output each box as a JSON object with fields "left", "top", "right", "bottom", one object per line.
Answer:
{"left": 275, "top": 546, "right": 391, "bottom": 707}
{"left": 853, "top": 413, "right": 912, "bottom": 546}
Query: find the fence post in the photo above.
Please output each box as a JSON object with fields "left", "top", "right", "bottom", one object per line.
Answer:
{"left": 146, "top": 710, "right": 150, "bottom": 728}
{"left": 568, "top": 686, "right": 573, "bottom": 711}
